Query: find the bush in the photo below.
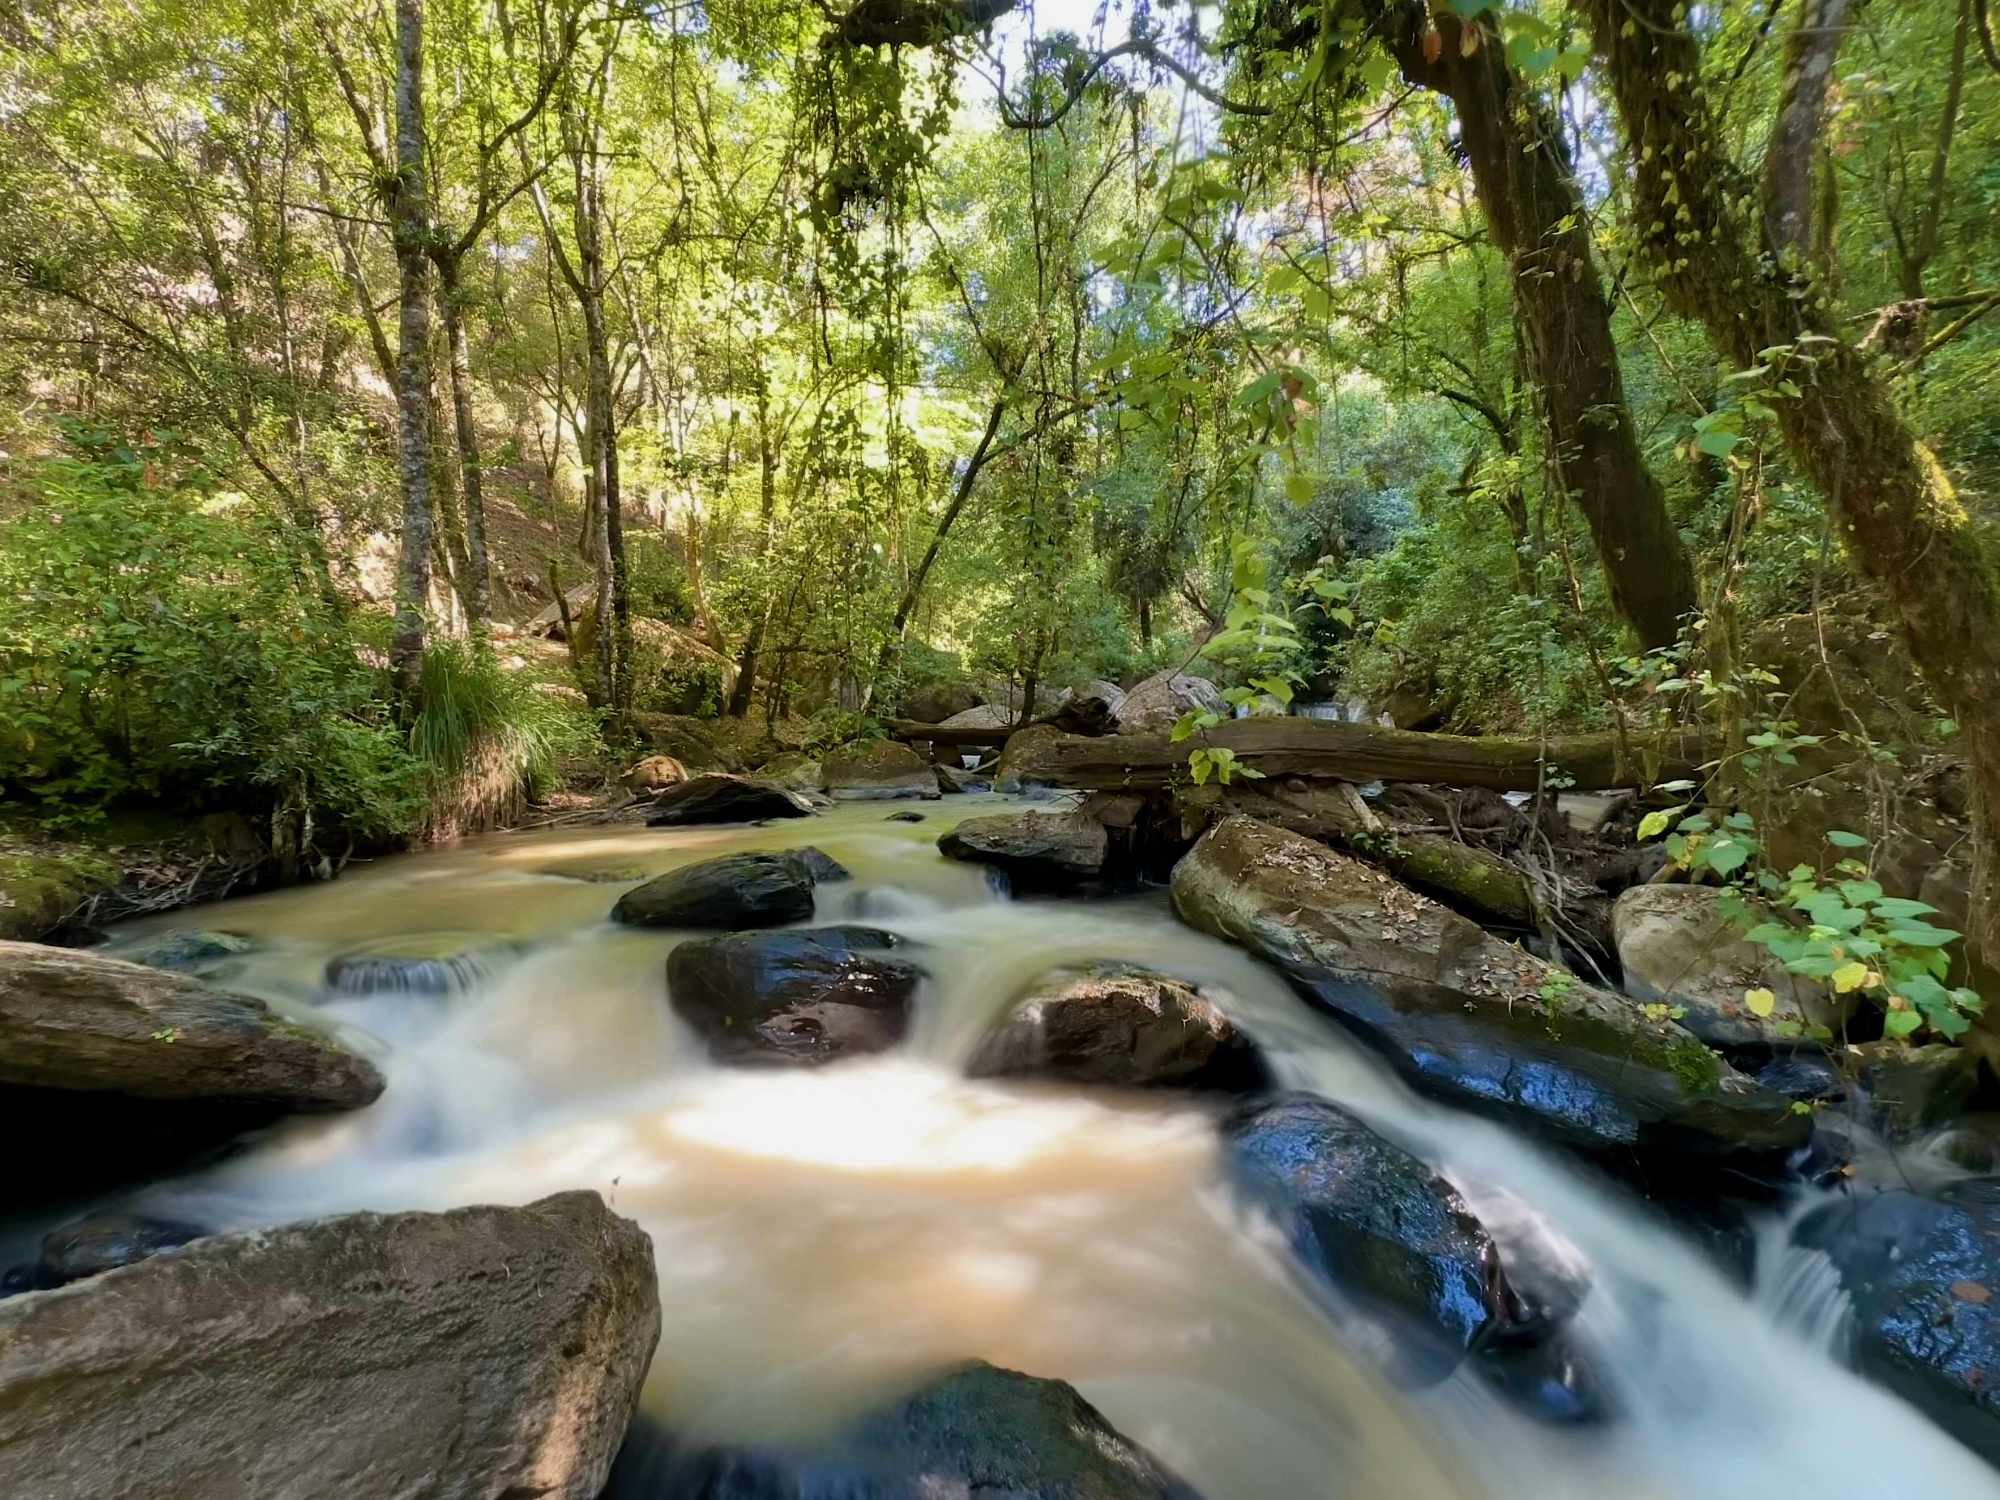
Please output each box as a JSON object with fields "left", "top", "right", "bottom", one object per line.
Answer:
{"left": 0, "top": 431, "right": 419, "bottom": 849}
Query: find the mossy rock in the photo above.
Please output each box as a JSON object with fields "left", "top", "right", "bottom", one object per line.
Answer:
{"left": 0, "top": 852, "right": 121, "bottom": 943}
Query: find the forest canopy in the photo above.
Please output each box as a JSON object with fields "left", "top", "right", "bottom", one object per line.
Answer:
{"left": 1, "top": 0, "right": 1996, "bottom": 969}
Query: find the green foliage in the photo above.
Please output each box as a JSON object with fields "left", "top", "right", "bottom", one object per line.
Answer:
{"left": 409, "top": 640, "right": 592, "bottom": 804}
{"left": 0, "top": 431, "right": 418, "bottom": 848}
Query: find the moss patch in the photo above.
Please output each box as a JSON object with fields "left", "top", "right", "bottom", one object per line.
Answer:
{"left": 0, "top": 849, "right": 121, "bottom": 941}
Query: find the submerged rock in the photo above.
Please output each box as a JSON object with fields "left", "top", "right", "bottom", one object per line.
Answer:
{"left": 886, "top": 810, "right": 926, "bottom": 823}
{"left": 646, "top": 773, "right": 814, "bottom": 827}
{"left": 110, "top": 930, "right": 253, "bottom": 975}
{"left": 1852, "top": 1041, "right": 1979, "bottom": 1137}
{"left": 1226, "top": 1095, "right": 1506, "bottom": 1384}
{"left": 1171, "top": 819, "right": 1805, "bottom": 1160}
{"left": 1795, "top": 1178, "right": 2000, "bottom": 1464}
{"left": 613, "top": 853, "right": 819, "bottom": 930}
{"left": 0, "top": 1191, "right": 659, "bottom": 1500}
{"left": 969, "top": 965, "right": 1267, "bottom": 1093}
{"left": 665, "top": 926, "right": 922, "bottom": 1066}
{"left": 324, "top": 933, "right": 509, "bottom": 997}
{"left": 1613, "top": 884, "right": 1849, "bottom": 1051}
{"left": 35, "top": 1210, "right": 206, "bottom": 1288}
{"left": 937, "top": 810, "right": 1108, "bottom": 888}
{"left": 0, "top": 940, "right": 382, "bottom": 1111}
{"left": 821, "top": 740, "right": 941, "bottom": 801}
{"left": 602, "top": 1361, "right": 1202, "bottom": 1500}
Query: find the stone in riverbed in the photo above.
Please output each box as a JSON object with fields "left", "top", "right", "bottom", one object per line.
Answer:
{"left": 647, "top": 773, "right": 814, "bottom": 827}
{"left": 1794, "top": 1178, "right": 2000, "bottom": 1465}
{"left": 107, "top": 929, "right": 254, "bottom": 975}
{"left": 969, "top": 965, "right": 1267, "bottom": 1093}
{"left": 1226, "top": 1095, "right": 1507, "bottom": 1384}
{"left": 937, "top": 810, "right": 1108, "bottom": 888}
{"left": 665, "top": 925, "right": 923, "bottom": 1066}
{"left": 0, "top": 940, "right": 382, "bottom": 1111}
{"left": 1171, "top": 818, "right": 1805, "bottom": 1160}
{"left": 622, "top": 753, "right": 689, "bottom": 793}
{"left": 34, "top": 1210, "right": 206, "bottom": 1288}
{"left": 324, "top": 932, "right": 511, "bottom": 996}
{"left": 1612, "top": 884, "right": 1850, "bottom": 1051}
{"left": 754, "top": 751, "right": 823, "bottom": 793}
{"left": 789, "top": 846, "right": 851, "bottom": 884}
{"left": 0, "top": 1190, "right": 659, "bottom": 1500}
{"left": 820, "top": 739, "right": 942, "bottom": 801}
{"left": 602, "top": 1361, "right": 1203, "bottom": 1500}
{"left": 613, "top": 852, "right": 820, "bottom": 930}
{"left": 1114, "top": 669, "right": 1225, "bottom": 734}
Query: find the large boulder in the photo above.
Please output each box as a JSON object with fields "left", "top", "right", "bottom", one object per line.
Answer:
{"left": 665, "top": 926, "right": 922, "bottom": 1066}
{"left": 754, "top": 751, "right": 823, "bottom": 794}
{"left": 1613, "top": 885, "right": 1850, "bottom": 1051}
{"left": 604, "top": 1362, "right": 1201, "bottom": 1500}
{"left": 622, "top": 754, "right": 689, "bottom": 794}
{"left": 968, "top": 965, "right": 1267, "bottom": 1092}
{"left": 613, "top": 853, "right": 819, "bottom": 930}
{"left": 1115, "top": 670, "right": 1225, "bottom": 734}
{"left": 1227, "top": 1096, "right": 1506, "bottom": 1383}
{"left": 1171, "top": 819, "right": 1806, "bottom": 1159}
{"left": 631, "top": 713, "right": 746, "bottom": 773}
{"left": 646, "top": 773, "right": 814, "bottom": 827}
{"left": 938, "top": 811, "right": 1108, "bottom": 889}
{"left": 1794, "top": 1179, "right": 2000, "bottom": 1464}
{"left": 0, "top": 1191, "right": 659, "bottom": 1499}
{"left": 900, "top": 679, "right": 983, "bottom": 725}
{"left": 820, "top": 740, "right": 941, "bottom": 801}
{"left": 938, "top": 703, "right": 1017, "bottom": 732}
{"left": 0, "top": 940, "right": 382, "bottom": 1111}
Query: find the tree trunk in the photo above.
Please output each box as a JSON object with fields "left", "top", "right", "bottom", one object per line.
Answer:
{"left": 1762, "top": 0, "right": 1854, "bottom": 262}
{"left": 435, "top": 252, "right": 492, "bottom": 644}
{"left": 388, "top": 0, "right": 432, "bottom": 708}
{"left": 1389, "top": 7, "right": 1697, "bottom": 650}
{"left": 727, "top": 380, "right": 780, "bottom": 718}
{"left": 1582, "top": 0, "right": 2000, "bottom": 986}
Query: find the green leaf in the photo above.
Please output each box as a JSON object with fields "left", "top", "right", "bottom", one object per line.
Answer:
{"left": 1638, "top": 804, "right": 1686, "bottom": 841}
{"left": 1888, "top": 925, "right": 1961, "bottom": 949}
{"left": 1825, "top": 829, "right": 1870, "bottom": 848}
{"left": 1831, "top": 960, "right": 1870, "bottom": 994}
{"left": 1870, "top": 897, "right": 1939, "bottom": 920}
{"left": 1883, "top": 1007, "right": 1924, "bottom": 1039}
{"left": 1743, "top": 987, "right": 1777, "bottom": 1018}
{"left": 1284, "top": 472, "right": 1316, "bottom": 506}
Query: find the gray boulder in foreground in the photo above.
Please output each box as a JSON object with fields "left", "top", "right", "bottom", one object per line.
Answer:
{"left": 0, "top": 1190, "right": 660, "bottom": 1500}
{"left": 0, "top": 939, "right": 381, "bottom": 1110}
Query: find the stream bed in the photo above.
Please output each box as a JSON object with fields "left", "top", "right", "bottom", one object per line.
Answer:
{"left": 86, "top": 797, "right": 2000, "bottom": 1499}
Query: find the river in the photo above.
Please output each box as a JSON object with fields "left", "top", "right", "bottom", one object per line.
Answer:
{"left": 96, "top": 797, "right": 2000, "bottom": 1499}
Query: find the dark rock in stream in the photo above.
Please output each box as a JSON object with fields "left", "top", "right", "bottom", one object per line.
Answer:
{"left": 324, "top": 934, "right": 512, "bottom": 997}
{"left": 885, "top": 809, "right": 926, "bottom": 823}
{"left": 968, "top": 965, "right": 1268, "bottom": 1093}
{"left": 614, "top": 853, "right": 820, "bottom": 930}
{"left": 1226, "top": 1095, "right": 1507, "bottom": 1385}
{"left": 1172, "top": 818, "right": 1807, "bottom": 1162}
{"left": 666, "top": 926, "right": 923, "bottom": 1066}
{"left": 820, "top": 740, "right": 942, "bottom": 801}
{"left": 791, "top": 847, "right": 851, "bottom": 884}
{"left": 1795, "top": 1178, "right": 2000, "bottom": 1464}
{"left": 646, "top": 773, "right": 815, "bottom": 826}
{"left": 110, "top": 929, "right": 254, "bottom": 975}
{"left": 602, "top": 1361, "right": 1204, "bottom": 1500}
{"left": 35, "top": 1210, "right": 208, "bottom": 1288}
{"left": 0, "top": 1191, "right": 659, "bottom": 1500}
{"left": 937, "top": 810, "right": 1108, "bottom": 888}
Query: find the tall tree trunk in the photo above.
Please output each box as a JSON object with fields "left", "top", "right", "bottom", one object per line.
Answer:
{"left": 1762, "top": 0, "right": 1854, "bottom": 262}
{"left": 1583, "top": 0, "right": 2000, "bottom": 990}
{"left": 388, "top": 0, "right": 433, "bottom": 708}
{"left": 435, "top": 252, "right": 492, "bottom": 643}
{"left": 1389, "top": 7, "right": 1697, "bottom": 650}
{"left": 726, "top": 380, "right": 780, "bottom": 718}
{"left": 1895, "top": 0, "right": 1973, "bottom": 299}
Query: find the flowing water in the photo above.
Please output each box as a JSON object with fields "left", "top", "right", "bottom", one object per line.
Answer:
{"left": 95, "top": 798, "right": 2000, "bottom": 1499}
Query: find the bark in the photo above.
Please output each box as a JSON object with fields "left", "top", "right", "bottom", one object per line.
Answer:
{"left": 1582, "top": 0, "right": 2000, "bottom": 985}
{"left": 1763, "top": 0, "right": 1855, "bottom": 262}
{"left": 1388, "top": 7, "right": 1697, "bottom": 651}
{"left": 1895, "top": 0, "right": 1973, "bottom": 299}
{"left": 999, "top": 719, "right": 1704, "bottom": 793}
{"left": 726, "top": 381, "right": 780, "bottom": 719}
{"left": 435, "top": 253, "right": 491, "bottom": 643}
{"left": 388, "top": 0, "right": 433, "bottom": 707}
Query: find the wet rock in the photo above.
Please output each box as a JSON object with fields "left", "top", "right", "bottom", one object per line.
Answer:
{"left": 36, "top": 1211, "right": 206, "bottom": 1288}
{"left": 0, "top": 1191, "right": 658, "bottom": 1500}
{"left": 1457, "top": 1184, "right": 1610, "bottom": 1423}
{"left": 1226, "top": 1095, "right": 1506, "bottom": 1384}
{"left": 324, "top": 933, "right": 508, "bottom": 996}
{"left": 665, "top": 926, "right": 922, "bottom": 1066}
{"left": 790, "top": 847, "right": 851, "bottom": 884}
{"left": 1613, "top": 885, "right": 1849, "bottom": 1051}
{"left": 622, "top": 754, "right": 689, "bottom": 793}
{"left": 820, "top": 740, "right": 941, "bottom": 801}
{"left": 938, "top": 810, "right": 1108, "bottom": 889}
{"left": 1115, "top": 669, "right": 1225, "bottom": 734}
{"left": 613, "top": 853, "right": 819, "bottom": 930}
{"left": 969, "top": 965, "right": 1267, "bottom": 1093}
{"left": 1795, "top": 1178, "right": 2000, "bottom": 1465}
{"left": 754, "top": 752, "right": 823, "bottom": 794}
{"left": 111, "top": 930, "right": 253, "bottom": 975}
{"left": 1853, "top": 1041, "right": 1979, "bottom": 1137}
{"left": 885, "top": 810, "right": 926, "bottom": 823}
{"left": 646, "top": 773, "right": 814, "bottom": 827}
{"left": 1755, "top": 1052, "right": 1845, "bottom": 1103}
{"left": 602, "top": 1361, "right": 1201, "bottom": 1500}
{"left": 1171, "top": 818, "right": 1806, "bottom": 1160}
{"left": 994, "top": 723, "right": 1067, "bottom": 792}
{"left": 0, "top": 940, "right": 383, "bottom": 1111}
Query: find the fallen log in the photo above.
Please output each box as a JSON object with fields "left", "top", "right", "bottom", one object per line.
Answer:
{"left": 1006, "top": 720, "right": 1700, "bottom": 794}
{"left": 885, "top": 693, "right": 1116, "bottom": 750}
